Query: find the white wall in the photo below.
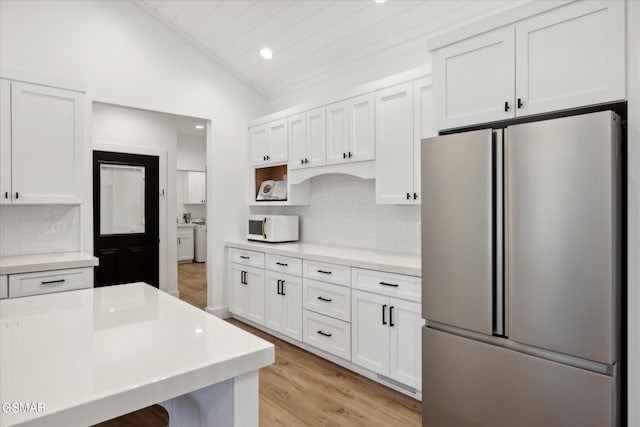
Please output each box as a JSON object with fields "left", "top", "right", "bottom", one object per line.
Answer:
{"left": 627, "top": 1, "right": 639, "bottom": 424}
{"left": 0, "top": 0, "right": 267, "bottom": 312}
{"left": 177, "top": 134, "right": 206, "bottom": 171}
{"left": 251, "top": 174, "right": 420, "bottom": 254}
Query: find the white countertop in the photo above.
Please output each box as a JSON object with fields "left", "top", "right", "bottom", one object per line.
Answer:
{"left": 0, "top": 252, "right": 99, "bottom": 275}
{"left": 0, "top": 283, "right": 274, "bottom": 426}
{"left": 177, "top": 223, "right": 196, "bottom": 228}
{"left": 225, "top": 241, "right": 421, "bottom": 276}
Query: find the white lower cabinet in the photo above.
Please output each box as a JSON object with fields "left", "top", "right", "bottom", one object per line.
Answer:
{"left": 0, "top": 275, "right": 8, "bottom": 299}
{"left": 265, "top": 271, "right": 302, "bottom": 340}
{"left": 229, "top": 263, "right": 265, "bottom": 325}
{"left": 351, "top": 289, "right": 422, "bottom": 390}
{"left": 303, "top": 309, "right": 351, "bottom": 360}
{"left": 8, "top": 267, "right": 93, "bottom": 298}
{"left": 177, "top": 228, "right": 194, "bottom": 262}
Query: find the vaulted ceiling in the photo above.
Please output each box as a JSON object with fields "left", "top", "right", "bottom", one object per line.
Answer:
{"left": 136, "top": 0, "right": 526, "bottom": 102}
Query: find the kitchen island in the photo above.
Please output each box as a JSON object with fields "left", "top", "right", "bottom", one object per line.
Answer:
{"left": 0, "top": 283, "right": 274, "bottom": 427}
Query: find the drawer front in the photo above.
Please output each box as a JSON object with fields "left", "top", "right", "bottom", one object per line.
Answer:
{"left": 303, "top": 260, "right": 350, "bottom": 287}
{"left": 229, "top": 248, "right": 265, "bottom": 268}
{"left": 9, "top": 268, "right": 93, "bottom": 298}
{"left": 266, "top": 253, "right": 302, "bottom": 276}
{"left": 0, "top": 275, "right": 7, "bottom": 299}
{"left": 303, "top": 309, "right": 351, "bottom": 360}
{"left": 352, "top": 268, "right": 421, "bottom": 302}
{"left": 303, "top": 278, "right": 351, "bottom": 322}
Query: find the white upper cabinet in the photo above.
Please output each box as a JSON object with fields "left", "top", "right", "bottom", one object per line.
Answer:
{"left": 376, "top": 80, "right": 432, "bottom": 205}
{"left": 250, "top": 119, "right": 287, "bottom": 166}
{"left": 1, "top": 80, "right": 84, "bottom": 204}
{"left": 185, "top": 171, "right": 206, "bottom": 204}
{"left": 326, "top": 94, "right": 375, "bottom": 166}
{"left": 433, "top": 26, "right": 515, "bottom": 130}
{"left": 514, "top": 1, "right": 625, "bottom": 116}
{"left": 289, "top": 108, "right": 326, "bottom": 169}
{"left": 432, "top": 1, "right": 625, "bottom": 130}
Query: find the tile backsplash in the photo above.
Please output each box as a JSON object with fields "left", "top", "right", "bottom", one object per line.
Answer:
{"left": 250, "top": 174, "right": 420, "bottom": 254}
{"left": 0, "top": 205, "right": 81, "bottom": 256}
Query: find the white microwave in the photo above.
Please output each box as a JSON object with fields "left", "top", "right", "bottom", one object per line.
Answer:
{"left": 247, "top": 215, "right": 299, "bottom": 243}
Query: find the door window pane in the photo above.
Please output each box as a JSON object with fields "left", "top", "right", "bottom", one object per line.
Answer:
{"left": 100, "top": 164, "right": 145, "bottom": 235}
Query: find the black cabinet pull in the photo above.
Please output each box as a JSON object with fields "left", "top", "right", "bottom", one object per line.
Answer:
{"left": 263, "top": 156, "right": 266, "bottom": 161}
{"left": 413, "top": 192, "right": 418, "bottom": 200}
{"left": 301, "top": 159, "right": 304, "bottom": 165}
{"left": 317, "top": 296, "right": 332, "bottom": 302}
{"left": 390, "top": 306, "right": 395, "bottom": 327}
{"left": 382, "top": 304, "right": 387, "bottom": 325}
{"left": 240, "top": 255, "right": 250, "bottom": 259}
{"left": 406, "top": 192, "right": 411, "bottom": 200}
{"left": 3, "top": 192, "right": 7, "bottom": 199}
{"left": 343, "top": 152, "right": 346, "bottom": 159}
{"left": 348, "top": 151, "right": 352, "bottom": 158}
{"left": 304, "top": 158, "right": 309, "bottom": 164}
{"left": 517, "top": 98, "right": 523, "bottom": 109}
{"left": 317, "top": 330, "right": 332, "bottom": 337}
{"left": 15, "top": 192, "right": 19, "bottom": 200}
{"left": 266, "top": 155, "right": 270, "bottom": 160}
{"left": 281, "top": 280, "right": 286, "bottom": 296}
{"left": 241, "top": 271, "right": 247, "bottom": 284}
{"left": 276, "top": 262, "right": 288, "bottom": 266}
{"left": 277, "top": 279, "right": 281, "bottom": 295}
{"left": 41, "top": 279, "right": 65, "bottom": 285}
{"left": 504, "top": 101, "right": 510, "bottom": 112}
{"left": 317, "top": 269, "right": 332, "bottom": 275}
{"left": 379, "top": 281, "right": 399, "bottom": 287}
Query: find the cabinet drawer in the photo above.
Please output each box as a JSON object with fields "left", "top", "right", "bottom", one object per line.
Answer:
{"left": 266, "top": 254, "right": 302, "bottom": 276}
{"left": 229, "top": 248, "right": 265, "bottom": 268}
{"left": 303, "top": 309, "right": 351, "bottom": 360}
{"left": 0, "top": 275, "right": 7, "bottom": 299}
{"left": 352, "top": 268, "right": 421, "bottom": 302}
{"left": 303, "top": 260, "right": 350, "bottom": 286}
{"left": 8, "top": 267, "right": 93, "bottom": 298}
{"left": 303, "top": 278, "right": 351, "bottom": 322}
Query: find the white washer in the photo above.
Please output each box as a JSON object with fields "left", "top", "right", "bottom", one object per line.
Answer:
{"left": 193, "top": 221, "right": 207, "bottom": 263}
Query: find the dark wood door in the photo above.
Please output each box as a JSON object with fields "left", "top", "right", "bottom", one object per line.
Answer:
{"left": 93, "top": 151, "right": 159, "bottom": 288}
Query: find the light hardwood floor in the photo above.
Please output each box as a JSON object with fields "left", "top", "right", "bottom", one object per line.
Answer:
{"left": 177, "top": 263, "right": 422, "bottom": 427}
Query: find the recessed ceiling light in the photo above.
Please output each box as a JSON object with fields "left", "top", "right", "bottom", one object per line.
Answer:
{"left": 260, "top": 48, "right": 273, "bottom": 60}
{"left": 374, "top": 0, "right": 387, "bottom": 3}
{"left": 195, "top": 125, "right": 204, "bottom": 129}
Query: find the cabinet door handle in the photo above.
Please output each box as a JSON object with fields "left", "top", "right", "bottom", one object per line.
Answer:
{"left": 301, "top": 159, "right": 304, "bottom": 165}
{"left": 15, "top": 192, "right": 19, "bottom": 200}
{"left": 277, "top": 279, "right": 281, "bottom": 295}
{"left": 348, "top": 151, "right": 352, "bottom": 158}
{"left": 317, "top": 269, "right": 332, "bottom": 275}
{"left": 406, "top": 192, "right": 411, "bottom": 200}
{"left": 304, "top": 158, "right": 309, "bottom": 164}
{"left": 240, "top": 255, "right": 250, "bottom": 259}
{"left": 266, "top": 155, "right": 270, "bottom": 160}
{"left": 241, "top": 271, "right": 247, "bottom": 284}
{"left": 4, "top": 192, "right": 7, "bottom": 199}
{"left": 281, "top": 280, "right": 286, "bottom": 296}
{"left": 390, "top": 306, "right": 395, "bottom": 327}
{"left": 317, "top": 296, "right": 332, "bottom": 302}
{"left": 517, "top": 98, "right": 523, "bottom": 109}
{"left": 276, "top": 262, "right": 288, "bottom": 266}
{"left": 263, "top": 156, "right": 266, "bottom": 161}
{"left": 413, "top": 192, "right": 418, "bottom": 200}
{"left": 379, "top": 281, "right": 399, "bottom": 287}
{"left": 178, "top": 237, "right": 181, "bottom": 244}
{"left": 317, "top": 330, "right": 332, "bottom": 337}
{"left": 41, "top": 279, "right": 65, "bottom": 285}
{"left": 382, "top": 304, "right": 387, "bottom": 325}
{"left": 504, "top": 101, "right": 510, "bottom": 112}
{"left": 343, "top": 152, "right": 346, "bottom": 159}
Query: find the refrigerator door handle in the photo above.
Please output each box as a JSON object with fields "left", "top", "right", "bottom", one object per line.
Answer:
{"left": 493, "top": 129, "right": 505, "bottom": 337}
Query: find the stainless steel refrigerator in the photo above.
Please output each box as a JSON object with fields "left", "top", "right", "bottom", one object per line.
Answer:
{"left": 421, "top": 111, "right": 622, "bottom": 427}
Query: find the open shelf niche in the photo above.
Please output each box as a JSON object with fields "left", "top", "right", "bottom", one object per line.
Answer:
{"left": 251, "top": 164, "right": 309, "bottom": 206}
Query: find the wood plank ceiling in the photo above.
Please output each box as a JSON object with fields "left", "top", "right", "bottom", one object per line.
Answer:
{"left": 136, "top": 0, "right": 526, "bottom": 101}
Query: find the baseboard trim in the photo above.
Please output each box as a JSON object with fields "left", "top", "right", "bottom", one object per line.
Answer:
{"left": 168, "top": 290, "right": 180, "bottom": 298}
{"left": 207, "top": 306, "right": 230, "bottom": 319}
{"left": 229, "top": 314, "right": 422, "bottom": 401}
